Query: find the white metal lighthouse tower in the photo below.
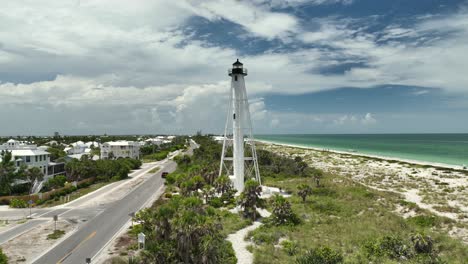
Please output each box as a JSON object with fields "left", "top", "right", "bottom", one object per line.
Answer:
{"left": 219, "top": 59, "right": 261, "bottom": 192}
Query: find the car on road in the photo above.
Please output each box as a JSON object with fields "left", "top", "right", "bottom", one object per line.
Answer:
{"left": 161, "top": 172, "right": 169, "bottom": 178}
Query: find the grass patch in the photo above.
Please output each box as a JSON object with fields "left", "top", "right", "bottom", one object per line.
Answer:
{"left": 219, "top": 210, "right": 252, "bottom": 236}
{"left": 47, "top": 230, "right": 65, "bottom": 240}
{"left": 148, "top": 167, "right": 160, "bottom": 174}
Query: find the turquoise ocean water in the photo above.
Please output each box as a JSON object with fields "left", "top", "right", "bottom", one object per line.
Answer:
{"left": 255, "top": 134, "right": 468, "bottom": 167}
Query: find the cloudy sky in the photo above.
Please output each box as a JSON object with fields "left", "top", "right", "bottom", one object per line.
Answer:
{"left": 1, "top": 0, "right": 467, "bottom": 135}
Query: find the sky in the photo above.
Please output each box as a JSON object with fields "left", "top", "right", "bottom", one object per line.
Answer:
{"left": 0, "top": 0, "right": 467, "bottom": 135}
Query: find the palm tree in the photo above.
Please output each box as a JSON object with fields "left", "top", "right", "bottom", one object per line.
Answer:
{"left": 201, "top": 184, "right": 215, "bottom": 204}
{"left": 237, "top": 179, "right": 263, "bottom": 221}
{"left": 271, "top": 194, "right": 298, "bottom": 225}
{"left": 297, "top": 184, "right": 312, "bottom": 203}
{"left": 24, "top": 167, "right": 44, "bottom": 194}
{"left": 214, "top": 175, "right": 232, "bottom": 195}
{"left": 314, "top": 169, "right": 324, "bottom": 187}
{"left": 411, "top": 233, "right": 433, "bottom": 254}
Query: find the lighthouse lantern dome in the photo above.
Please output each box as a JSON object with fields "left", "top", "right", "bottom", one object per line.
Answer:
{"left": 229, "top": 59, "right": 248, "bottom": 76}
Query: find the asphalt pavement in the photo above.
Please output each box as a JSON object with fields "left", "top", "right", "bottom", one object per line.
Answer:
{"left": 0, "top": 219, "right": 48, "bottom": 245}
{"left": 33, "top": 160, "right": 176, "bottom": 264}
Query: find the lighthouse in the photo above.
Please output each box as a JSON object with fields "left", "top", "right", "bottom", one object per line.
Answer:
{"left": 219, "top": 59, "right": 261, "bottom": 192}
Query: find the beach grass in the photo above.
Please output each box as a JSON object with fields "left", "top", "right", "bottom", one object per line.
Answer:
{"left": 249, "top": 173, "right": 467, "bottom": 263}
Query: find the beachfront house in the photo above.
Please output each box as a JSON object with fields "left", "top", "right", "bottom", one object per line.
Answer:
{"left": 0, "top": 139, "right": 65, "bottom": 178}
{"left": 100, "top": 141, "right": 140, "bottom": 160}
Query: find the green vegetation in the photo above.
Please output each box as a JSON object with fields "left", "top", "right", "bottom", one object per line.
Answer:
{"left": 128, "top": 136, "right": 241, "bottom": 263}
{"left": 65, "top": 155, "right": 141, "bottom": 182}
{"left": 43, "top": 175, "right": 67, "bottom": 190}
{"left": 47, "top": 229, "right": 65, "bottom": 240}
{"left": 1, "top": 154, "right": 141, "bottom": 206}
{"left": 135, "top": 196, "right": 236, "bottom": 263}
{"left": 238, "top": 179, "right": 264, "bottom": 221}
{"left": 125, "top": 135, "right": 323, "bottom": 263}
{"left": 109, "top": 135, "right": 467, "bottom": 263}
{"left": 9, "top": 198, "right": 28, "bottom": 208}
{"left": 269, "top": 194, "right": 300, "bottom": 226}
{"left": 46, "top": 146, "right": 67, "bottom": 162}
{"left": 297, "top": 184, "right": 312, "bottom": 203}
{"left": 0, "top": 151, "right": 26, "bottom": 196}
{"left": 0, "top": 247, "right": 8, "bottom": 264}
{"left": 246, "top": 167, "right": 467, "bottom": 263}
{"left": 148, "top": 167, "right": 160, "bottom": 174}
{"left": 1, "top": 150, "right": 47, "bottom": 207}
{"left": 296, "top": 246, "right": 343, "bottom": 264}
{"left": 140, "top": 136, "right": 187, "bottom": 162}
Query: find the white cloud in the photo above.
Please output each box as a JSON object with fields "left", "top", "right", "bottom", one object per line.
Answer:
{"left": 362, "top": 113, "right": 377, "bottom": 125}
{"left": 0, "top": 0, "right": 467, "bottom": 134}
{"left": 333, "top": 113, "right": 376, "bottom": 126}
{"left": 297, "top": 12, "right": 468, "bottom": 93}
{"left": 256, "top": 0, "right": 354, "bottom": 8}
{"left": 185, "top": 0, "right": 299, "bottom": 39}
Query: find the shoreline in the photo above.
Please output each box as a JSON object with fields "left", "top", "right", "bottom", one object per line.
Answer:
{"left": 255, "top": 139, "right": 467, "bottom": 171}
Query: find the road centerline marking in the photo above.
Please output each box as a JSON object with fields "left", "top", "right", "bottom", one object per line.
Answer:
{"left": 56, "top": 230, "right": 96, "bottom": 264}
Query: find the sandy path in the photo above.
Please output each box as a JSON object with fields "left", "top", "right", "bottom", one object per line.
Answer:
{"left": 226, "top": 207, "right": 271, "bottom": 264}
{"left": 227, "top": 222, "right": 262, "bottom": 264}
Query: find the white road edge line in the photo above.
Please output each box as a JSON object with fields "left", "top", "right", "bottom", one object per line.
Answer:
{"left": 92, "top": 178, "right": 166, "bottom": 264}
{"left": 0, "top": 219, "right": 48, "bottom": 246}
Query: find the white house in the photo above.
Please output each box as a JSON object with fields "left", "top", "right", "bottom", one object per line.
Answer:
{"left": 65, "top": 141, "right": 99, "bottom": 155}
{"left": 85, "top": 141, "right": 100, "bottom": 148}
{"left": 100, "top": 141, "right": 140, "bottom": 160}
{"left": 145, "top": 138, "right": 164, "bottom": 146}
{"left": 0, "top": 139, "right": 51, "bottom": 175}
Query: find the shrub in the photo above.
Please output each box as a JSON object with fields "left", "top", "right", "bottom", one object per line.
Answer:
{"left": 10, "top": 183, "right": 29, "bottom": 195}
{"left": 47, "top": 230, "right": 65, "bottom": 240}
{"left": 9, "top": 198, "right": 28, "bottom": 208}
{"left": 250, "top": 228, "right": 284, "bottom": 245}
{"left": 44, "top": 175, "right": 67, "bottom": 190}
{"left": 296, "top": 246, "right": 344, "bottom": 264}
{"left": 363, "top": 235, "right": 411, "bottom": 260}
{"left": 411, "top": 233, "right": 434, "bottom": 254}
{"left": 281, "top": 240, "right": 299, "bottom": 256}
{"left": 209, "top": 197, "right": 223, "bottom": 208}
{"left": 270, "top": 194, "right": 300, "bottom": 226}
{"left": 0, "top": 247, "right": 8, "bottom": 264}
{"left": 165, "top": 174, "right": 176, "bottom": 185}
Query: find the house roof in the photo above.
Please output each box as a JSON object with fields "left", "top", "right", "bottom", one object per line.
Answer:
{"left": 10, "top": 149, "right": 49, "bottom": 156}
{"left": 103, "top": 141, "right": 138, "bottom": 146}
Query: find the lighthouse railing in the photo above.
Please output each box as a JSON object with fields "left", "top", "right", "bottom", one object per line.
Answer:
{"left": 228, "top": 68, "right": 248, "bottom": 75}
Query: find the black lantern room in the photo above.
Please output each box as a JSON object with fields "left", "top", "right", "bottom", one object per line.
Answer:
{"left": 229, "top": 59, "right": 248, "bottom": 76}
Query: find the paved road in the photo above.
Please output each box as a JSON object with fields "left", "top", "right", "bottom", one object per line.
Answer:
{"left": 0, "top": 219, "right": 48, "bottom": 245}
{"left": 0, "top": 161, "right": 164, "bottom": 244}
{"left": 33, "top": 160, "right": 176, "bottom": 264}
